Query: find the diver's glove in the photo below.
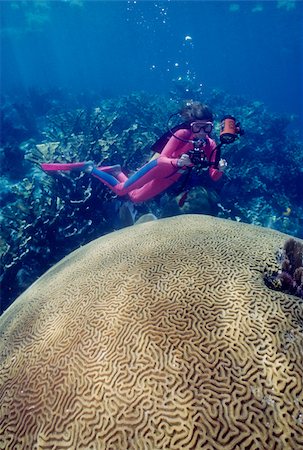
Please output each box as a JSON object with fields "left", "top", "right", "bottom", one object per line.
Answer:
{"left": 177, "top": 154, "right": 192, "bottom": 167}
{"left": 218, "top": 159, "right": 228, "bottom": 172}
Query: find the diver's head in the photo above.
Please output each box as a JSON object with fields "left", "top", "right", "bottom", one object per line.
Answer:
{"left": 180, "top": 101, "right": 214, "bottom": 122}
{"left": 180, "top": 101, "right": 214, "bottom": 138}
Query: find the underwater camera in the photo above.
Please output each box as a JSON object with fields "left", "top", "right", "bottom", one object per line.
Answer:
{"left": 188, "top": 147, "right": 203, "bottom": 166}
{"left": 188, "top": 140, "right": 210, "bottom": 168}
{"left": 220, "top": 116, "right": 244, "bottom": 144}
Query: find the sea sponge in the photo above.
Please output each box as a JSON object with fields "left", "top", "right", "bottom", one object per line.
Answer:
{"left": 0, "top": 215, "right": 302, "bottom": 450}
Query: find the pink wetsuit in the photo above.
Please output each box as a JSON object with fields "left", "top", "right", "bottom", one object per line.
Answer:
{"left": 91, "top": 128, "right": 223, "bottom": 203}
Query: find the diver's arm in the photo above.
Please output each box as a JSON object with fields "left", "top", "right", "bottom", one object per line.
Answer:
{"left": 159, "top": 129, "right": 192, "bottom": 168}
{"left": 207, "top": 139, "right": 225, "bottom": 181}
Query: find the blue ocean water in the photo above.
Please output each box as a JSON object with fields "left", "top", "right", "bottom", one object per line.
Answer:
{"left": 1, "top": 0, "right": 302, "bottom": 134}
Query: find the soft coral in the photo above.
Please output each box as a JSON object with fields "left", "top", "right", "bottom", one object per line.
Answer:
{"left": 265, "top": 238, "right": 303, "bottom": 299}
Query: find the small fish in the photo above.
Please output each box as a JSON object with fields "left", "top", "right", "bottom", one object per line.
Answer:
{"left": 178, "top": 191, "right": 189, "bottom": 207}
{"left": 282, "top": 207, "right": 291, "bottom": 217}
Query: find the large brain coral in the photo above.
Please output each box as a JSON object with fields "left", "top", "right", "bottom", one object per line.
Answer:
{"left": 0, "top": 215, "right": 302, "bottom": 450}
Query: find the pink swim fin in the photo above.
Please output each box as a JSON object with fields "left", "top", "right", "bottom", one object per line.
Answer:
{"left": 40, "top": 162, "right": 90, "bottom": 172}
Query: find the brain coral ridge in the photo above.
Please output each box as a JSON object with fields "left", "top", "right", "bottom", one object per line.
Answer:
{"left": 0, "top": 214, "right": 302, "bottom": 450}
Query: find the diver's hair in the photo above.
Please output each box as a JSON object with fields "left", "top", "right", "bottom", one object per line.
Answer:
{"left": 180, "top": 101, "right": 214, "bottom": 122}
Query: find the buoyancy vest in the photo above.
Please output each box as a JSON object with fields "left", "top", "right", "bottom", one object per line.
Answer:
{"left": 150, "top": 122, "right": 222, "bottom": 168}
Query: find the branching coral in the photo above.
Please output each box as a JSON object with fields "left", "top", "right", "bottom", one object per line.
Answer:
{"left": 1, "top": 94, "right": 170, "bottom": 312}
{"left": 265, "top": 238, "right": 303, "bottom": 299}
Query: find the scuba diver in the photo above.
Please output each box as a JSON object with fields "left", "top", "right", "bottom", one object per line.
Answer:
{"left": 41, "top": 102, "right": 243, "bottom": 203}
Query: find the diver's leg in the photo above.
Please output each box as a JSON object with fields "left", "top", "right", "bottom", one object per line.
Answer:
{"left": 91, "top": 162, "right": 160, "bottom": 196}
{"left": 95, "top": 165, "right": 127, "bottom": 182}
{"left": 128, "top": 173, "right": 182, "bottom": 202}
{"left": 91, "top": 168, "right": 122, "bottom": 192}
{"left": 95, "top": 165, "right": 121, "bottom": 175}
{"left": 91, "top": 158, "right": 178, "bottom": 197}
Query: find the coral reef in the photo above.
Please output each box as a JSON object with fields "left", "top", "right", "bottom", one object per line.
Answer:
{"left": 1, "top": 215, "right": 303, "bottom": 449}
{"left": 0, "top": 90, "right": 302, "bottom": 313}
{"left": 208, "top": 91, "right": 303, "bottom": 234}
{"left": 159, "top": 185, "right": 220, "bottom": 218}
{"left": 265, "top": 238, "right": 303, "bottom": 299}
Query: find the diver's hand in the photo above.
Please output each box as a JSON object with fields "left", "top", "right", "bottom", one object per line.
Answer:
{"left": 177, "top": 154, "right": 192, "bottom": 167}
{"left": 218, "top": 159, "right": 228, "bottom": 172}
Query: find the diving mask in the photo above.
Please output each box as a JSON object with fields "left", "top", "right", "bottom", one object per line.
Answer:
{"left": 191, "top": 121, "right": 213, "bottom": 134}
